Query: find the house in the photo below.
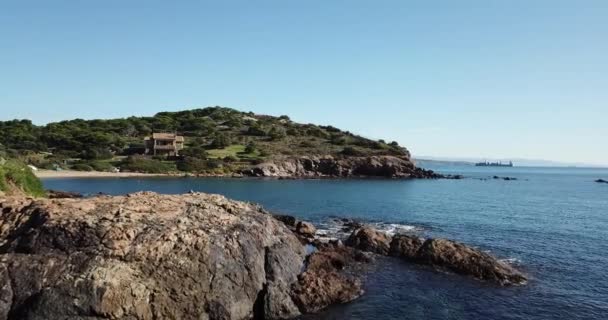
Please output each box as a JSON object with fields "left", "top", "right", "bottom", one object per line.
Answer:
{"left": 144, "top": 133, "right": 185, "bottom": 156}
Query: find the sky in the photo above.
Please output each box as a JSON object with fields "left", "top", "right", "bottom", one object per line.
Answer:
{"left": 1, "top": 1, "right": 606, "bottom": 165}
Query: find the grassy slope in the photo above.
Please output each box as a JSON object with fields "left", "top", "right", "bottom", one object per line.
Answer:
{"left": 0, "top": 159, "right": 46, "bottom": 197}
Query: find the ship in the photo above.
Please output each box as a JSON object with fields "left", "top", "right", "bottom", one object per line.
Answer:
{"left": 475, "top": 161, "right": 513, "bottom": 167}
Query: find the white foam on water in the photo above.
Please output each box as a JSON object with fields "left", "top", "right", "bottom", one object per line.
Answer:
{"left": 500, "top": 257, "right": 522, "bottom": 265}
{"left": 313, "top": 218, "right": 424, "bottom": 241}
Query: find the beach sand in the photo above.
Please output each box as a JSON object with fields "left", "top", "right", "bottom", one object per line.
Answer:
{"left": 34, "top": 170, "right": 172, "bottom": 179}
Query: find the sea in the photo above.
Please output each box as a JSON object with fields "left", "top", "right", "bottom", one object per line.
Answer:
{"left": 42, "top": 165, "right": 608, "bottom": 320}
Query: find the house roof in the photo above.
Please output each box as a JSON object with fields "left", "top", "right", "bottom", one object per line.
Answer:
{"left": 151, "top": 133, "right": 182, "bottom": 140}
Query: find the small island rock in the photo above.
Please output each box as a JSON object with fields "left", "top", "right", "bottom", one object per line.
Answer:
{"left": 345, "top": 227, "right": 391, "bottom": 255}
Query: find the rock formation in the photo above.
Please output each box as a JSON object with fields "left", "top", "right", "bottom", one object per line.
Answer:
{"left": 241, "top": 155, "right": 442, "bottom": 179}
{"left": 347, "top": 227, "right": 527, "bottom": 286}
{"left": 0, "top": 192, "right": 528, "bottom": 319}
{"left": 291, "top": 242, "right": 367, "bottom": 314}
{"left": 344, "top": 226, "right": 391, "bottom": 255}
{"left": 0, "top": 192, "right": 310, "bottom": 320}
{"left": 595, "top": 179, "right": 608, "bottom": 184}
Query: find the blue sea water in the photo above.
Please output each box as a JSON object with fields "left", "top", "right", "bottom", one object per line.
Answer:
{"left": 42, "top": 166, "right": 608, "bottom": 319}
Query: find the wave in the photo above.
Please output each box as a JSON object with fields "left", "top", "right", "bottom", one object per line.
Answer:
{"left": 314, "top": 218, "right": 425, "bottom": 242}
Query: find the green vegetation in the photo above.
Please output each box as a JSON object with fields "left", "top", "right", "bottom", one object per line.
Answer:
{"left": 119, "top": 156, "right": 176, "bottom": 174}
{"left": 0, "top": 159, "right": 46, "bottom": 197}
{"left": 0, "top": 106, "right": 410, "bottom": 174}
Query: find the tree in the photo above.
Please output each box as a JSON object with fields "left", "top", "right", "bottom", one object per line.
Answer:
{"left": 180, "top": 147, "right": 208, "bottom": 159}
{"left": 268, "top": 126, "right": 287, "bottom": 141}
{"left": 210, "top": 133, "right": 231, "bottom": 149}
{"left": 244, "top": 141, "right": 256, "bottom": 154}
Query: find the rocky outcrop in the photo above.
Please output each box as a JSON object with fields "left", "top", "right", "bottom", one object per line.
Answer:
{"left": 295, "top": 221, "right": 316, "bottom": 239}
{"left": 595, "top": 179, "right": 608, "bottom": 184}
{"left": 389, "top": 234, "right": 424, "bottom": 260}
{"left": 0, "top": 192, "right": 309, "bottom": 320}
{"left": 346, "top": 227, "right": 526, "bottom": 286}
{"left": 291, "top": 242, "right": 366, "bottom": 314}
{"left": 46, "top": 189, "right": 83, "bottom": 199}
{"left": 241, "top": 156, "right": 442, "bottom": 179}
{"left": 415, "top": 239, "right": 526, "bottom": 286}
{"left": 493, "top": 176, "right": 517, "bottom": 181}
{"left": 345, "top": 227, "right": 391, "bottom": 255}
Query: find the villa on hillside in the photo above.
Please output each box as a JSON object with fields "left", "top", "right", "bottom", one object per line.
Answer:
{"left": 144, "top": 133, "right": 184, "bottom": 156}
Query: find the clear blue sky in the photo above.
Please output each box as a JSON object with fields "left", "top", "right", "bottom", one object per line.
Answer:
{"left": 1, "top": 1, "right": 606, "bottom": 165}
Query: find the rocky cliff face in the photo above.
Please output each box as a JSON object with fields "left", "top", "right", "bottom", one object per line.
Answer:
{"left": 241, "top": 156, "right": 441, "bottom": 179}
{"left": 0, "top": 192, "right": 308, "bottom": 320}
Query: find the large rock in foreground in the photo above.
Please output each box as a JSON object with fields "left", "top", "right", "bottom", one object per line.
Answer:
{"left": 241, "top": 156, "right": 441, "bottom": 179}
{"left": 0, "top": 192, "right": 306, "bottom": 320}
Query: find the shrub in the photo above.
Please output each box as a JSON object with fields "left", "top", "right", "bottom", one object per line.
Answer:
{"left": 247, "top": 123, "right": 267, "bottom": 136}
{"left": 223, "top": 155, "right": 238, "bottom": 163}
{"left": 89, "top": 161, "right": 115, "bottom": 172}
{"left": 340, "top": 146, "right": 367, "bottom": 157}
{"left": 268, "top": 126, "right": 287, "bottom": 141}
{"left": 180, "top": 146, "right": 208, "bottom": 159}
{"left": 176, "top": 157, "right": 208, "bottom": 172}
{"left": 244, "top": 141, "right": 256, "bottom": 154}
{"left": 119, "top": 156, "right": 173, "bottom": 173}
{"left": 210, "top": 133, "right": 232, "bottom": 149}
{"left": 80, "top": 148, "right": 113, "bottom": 160}
{"left": 71, "top": 163, "right": 94, "bottom": 171}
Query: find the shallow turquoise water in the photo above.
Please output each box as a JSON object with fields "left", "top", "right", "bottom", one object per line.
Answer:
{"left": 43, "top": 166, "right": 608, "bottom": 319}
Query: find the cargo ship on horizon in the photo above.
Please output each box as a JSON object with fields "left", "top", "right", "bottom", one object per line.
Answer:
{"left": 475, "top": 161, "right": 514, "bottom": 167}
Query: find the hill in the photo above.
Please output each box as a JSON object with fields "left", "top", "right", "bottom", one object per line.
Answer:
{"left": 0, "top": 107, "right": 436, "bottom": 178}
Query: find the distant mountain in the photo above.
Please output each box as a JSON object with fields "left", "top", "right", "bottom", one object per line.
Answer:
{"left": 413, "top": 158, "right": 474, "bottom": 167}
{"left": 414, "top": 156, "right": 607, "bottom": 168}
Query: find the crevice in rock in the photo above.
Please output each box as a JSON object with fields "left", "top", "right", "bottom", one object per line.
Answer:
{"left": 252, "top": 246, "right": 269, "bottom": 320}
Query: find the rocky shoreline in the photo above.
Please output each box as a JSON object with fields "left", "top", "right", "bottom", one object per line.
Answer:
{"left": 240, "top": 155, "right": 444, "bottom": 179}
{"left": 0, "top": 192, "right": 526, "bottom": 319}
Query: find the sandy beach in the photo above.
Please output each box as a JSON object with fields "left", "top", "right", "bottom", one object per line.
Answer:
{"left": 34, "top": 170, "right": 173, "bottom": 179}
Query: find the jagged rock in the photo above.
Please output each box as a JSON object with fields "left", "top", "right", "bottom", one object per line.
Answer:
{"left": 296, "top": 221, "right": 316, "bottom": 238}
{"left": 345, "top": 227, "right": 391, "bottom": 255}
{"left": 291, "top": 243, "right": 364, "bottom": 314}
{"left": 46, "top": 190, "right": 83, "bottom": 199}
{"left": 241, "top": 156, "right": 442, "bottom": 179}
{"left": 345, "top": 227, "right": 526, "bottom": 286}
{"left": 389, "top": 234, "right": 424, "bottom": 260}
{"left": 493, "top": 176, "right": 517, "bottom": 181}
{"left": 416, "top": 239, "right": 526, "bottom": 285}
{"left": 273, "top": 214, "right": 297, "bottom": 227}
{"left": 263, "top": 244, "right": 304, "bottom": 319}
{"left": 0, "top": 192, "right": 306, "bottom": 320}
{"left": 0, "top": 265, "right": 12, "bottom": 320}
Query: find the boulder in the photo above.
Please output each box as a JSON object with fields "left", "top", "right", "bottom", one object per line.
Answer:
{"left": 46, "top": 189, "right": 83, "bottom": 199}
{"left": 0, "top": 192, "right": 307, "bottom": 320}
{"left": 416, "top": 239, "right": 526, "bottom": 285}
{"left": 345, "top": 227, "right": 391, "bottom": 255}
{"left": 389, "top": 234, "right": 424, "bottom": 260}
{"left": 273, "top": 214, "right": 297, "bottom": 227}
{"left": 296, "top": 221, "right": 316, "bottom": 238}
{"left": 291, "top": 243, "right": 364, "bottom": 314}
